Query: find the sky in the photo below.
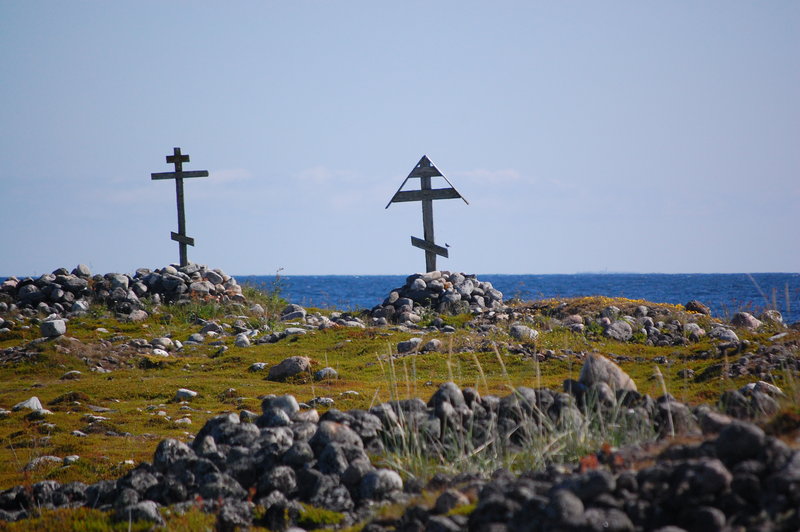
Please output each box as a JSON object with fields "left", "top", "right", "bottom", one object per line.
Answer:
{"left": 1, "top": 2, "right": 798, "bottom": 276}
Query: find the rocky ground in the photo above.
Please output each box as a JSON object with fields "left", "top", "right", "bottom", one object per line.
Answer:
{"left": 0, "top": 265, "right": 798, "bottom": 531}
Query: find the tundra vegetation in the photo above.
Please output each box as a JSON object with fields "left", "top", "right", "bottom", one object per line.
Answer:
{"left": 0, "top": 269, "right": 798, "bottom": 530}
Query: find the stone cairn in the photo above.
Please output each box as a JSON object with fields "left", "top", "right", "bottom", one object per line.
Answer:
{"left": 370, "top": 271, "right": 504, "bottom": 325}
{"left": 0, "top": 370, "right": 796, "bottom": 529}
{"left": 0, "top": 263, "right": 243, "bottom": 322}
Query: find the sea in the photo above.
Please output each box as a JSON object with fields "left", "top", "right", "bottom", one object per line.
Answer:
{"left": 236, "top": 272, "right": 800, "bottom": 324}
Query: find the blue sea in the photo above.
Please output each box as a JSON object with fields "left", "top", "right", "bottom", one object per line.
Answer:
{"left": 237, "top": 273, "right": 800, "bottom": 324}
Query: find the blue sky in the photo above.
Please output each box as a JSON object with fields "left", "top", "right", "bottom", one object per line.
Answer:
{"left": 1, "top": 2, "right": 798, "bottom": 276}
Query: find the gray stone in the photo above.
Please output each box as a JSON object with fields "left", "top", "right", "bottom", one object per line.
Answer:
{"left": 731, "top": 312, "right": 761, "bottom": 330}
{"left": 715, "top": 421, "right": 765, "bottom": 464}
{"left": 151, "top": 337, "right": 173, "bottom": 350}
{"left": 397, "top": 337, "right": 423, "bottom": 353}
{"left": 261, "top": 395, "right": 300, "bottom": 417}
{"left": 234, "top": 333, "right": 251, "bottom": 348}
{"left": 709, "top": 327, "right": 739, "bottom": 343}
{"left": 216, "top": 500, "right": 253, "bottom": 531}
{"left": 108, "top": 274, "right": 129, "bottom": 291}
{"left": 684, "top": 322, "right": 706, "bottom": 339}
{"left": 12, "top": 396, "right": 43, "bottom": 411}
{"left": 249, "top": 362, "right": 267, "bottom": 372}
{"left": 546, "top": 489, "right": 585, "bottom": 527}
{"left": 60, "top": 370, "right": 82, "bottom": 380}
{"left": 422, "top": 339, "right": 442, "bottom": 352}
{"left": 509, "top": 323, "right": 539, "bottom": 342}
{"left": 579, "top": 353, "right": 637, "bottom": 391}
{"left": 128, "top": 310, "right": 148, "bottom": 322}
{"left": 760, "top": 309, "right": 783, "bottom": 324}
{"left": 174, "top": 388, "right": 198, "bottom": 401}
{"left": 685, "top": 299, "right": 711, "bottom": 315}
{"left": 40, "top": 319, "right": 66, "bottom": 338}
{"left": 153, "top": 438, "right": 196, "bottom": 471}
{"left": 434, "top": 488, "right": 470, "bottom": 514}
{"left": 604, "top": 320, "right": 633, "bottom": 341}
{"left": 115, "top": 501, "right": 164, "bottom": 526}
{"left": 200, "top": 322, "right": 224, "bottom": 335}
{"left": 71, "top": 300, "right": 90, "bottom": 313}
{"left": 281, "top": 304, "right": 307, "bottom": 321}
{"left": 267, "top": 356, "right": 311, "bottom": 381}
{"left": 72, "top": 264, "right": 92, "bottom": 277}
{"left": 314, "top": 367, "right": 339, "bottom": 381}
{"left": 204, "top": 270, "right": 224, "bottom": 285}
{"left": 23, "top": 455, "right": 62, "bottom": 471}
{"left": 360, "top": 469, "right": 403, "bottom": 500}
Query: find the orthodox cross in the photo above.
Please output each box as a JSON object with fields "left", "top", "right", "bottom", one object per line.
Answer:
{"left": 386, "top": 155, "right": 468, "bottom": 272}
{"left": 150, "top": 147, "right": 209, "bottom": 267}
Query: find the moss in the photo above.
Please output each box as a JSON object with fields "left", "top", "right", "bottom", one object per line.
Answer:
{"left": 0, "top": 292, "right": 797, "bottom": 491}
{"left": 296, "top": 502, "right": 347, "bottom": 529}
{"left": 447, "top": 501, "right": 477, "bottom": 517}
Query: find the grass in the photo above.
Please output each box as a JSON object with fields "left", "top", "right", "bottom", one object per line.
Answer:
{"left": 0, "top": 290, "right": 798, "bottom": 526}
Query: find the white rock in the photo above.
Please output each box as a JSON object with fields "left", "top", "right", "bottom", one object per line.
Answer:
{"left": 23, "top": 456, "right": 62, "bottom": 471}
{"left": 64, "top": 455, "right": 80, "bottom": 465}
{"left": 40, "top": 319, "right": 66, "bottom": 338}
{"left": 12, "top": 397, "right": 43, "bottom": 411}
{"left": 234, "top": 333, "right": 251, "bottom": 348}
{"left": 152, "top": 348, "right": 170, "bottom": 357}
{"left": 174, "top": 417, "right": 192, "bottom": 425}
{"left": 174, "top": 388, "right": 198, "bottom": 401}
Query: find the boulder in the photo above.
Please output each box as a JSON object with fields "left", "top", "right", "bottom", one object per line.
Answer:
{"left": 174, "top": 388, "right": 198, "bottom": 401}
{"left": 731, "top": 312, "right": 762, "bottom": 330}
{"left": 40, "top": 319, "right": 66, "bottom": 338}
{"left": 268, "top": 356, "right": 311, "bottom": 382}
{"left": 12, "top": 397, "right": 43, "bottom": 411}
{"left": 281, "top": 304, "right": 307, "bottom": 322}
{"left": 397, "top": 338, "right": 422, "bottom": 354}
{"left": 234, "top": 333, "right": 251, "bottom": 348}
{"left": 760, "top": 309, "right": 783, "bottom": 325}
{"left": 314, "top": 367, "right": 339, "bottom": 381}
{"left": 709, "top": 327, "right": 739, "bottom": 343}
{"left": 685, "top": 300, "right": 711, "bottom": 315}
{"left": 604, "top": 320, "right": 633, "bottom": 342}
{"left": 509, "top": 324, "right": 539, "bottom": 342}
{"left": 579, "top": 353, "right": 637, "bottom": 392}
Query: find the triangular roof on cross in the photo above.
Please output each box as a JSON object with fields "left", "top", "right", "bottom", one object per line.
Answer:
{"left": 407, "top": 155, "right": 443, "bottom": 178}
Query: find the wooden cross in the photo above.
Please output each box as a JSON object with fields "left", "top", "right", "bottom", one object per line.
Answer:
{"left": 150, "top": 147, "right": 209, "bottom": 267}
{"left": 386, "top": 155, "right": 468, "bottom": 272}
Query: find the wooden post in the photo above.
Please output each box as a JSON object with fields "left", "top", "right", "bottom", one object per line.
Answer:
{"left": 150, "top": 147, "right": 208, "bottom": 267}
{"left": 420, "top": 172, "right": 436, "bottom": 272}
{"left": 386, "top": 155, "right": 467, "bottom": 272}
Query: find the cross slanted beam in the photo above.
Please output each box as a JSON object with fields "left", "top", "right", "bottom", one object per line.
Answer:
{"left": 386, "top": 155, "right": 467, "bottom": 272}
{"left": 150, "top": 147, "right": 208, "bottom": 267}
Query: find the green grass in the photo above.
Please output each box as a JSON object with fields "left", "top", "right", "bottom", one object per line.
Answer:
{"left": 0, "top": 291, "right": 798, "bottom": 501}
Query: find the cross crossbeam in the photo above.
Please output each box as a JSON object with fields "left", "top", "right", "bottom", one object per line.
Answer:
{"left": 150, "top": 147, "right": 209, "bottom": 267}
{"left": 386, "top": 155, "right": 467, "bottom": 272}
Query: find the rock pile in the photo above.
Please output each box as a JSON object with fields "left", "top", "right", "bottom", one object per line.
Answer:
{"left": 371, "top": 271, "right": 504, "bottom": 325}
{"left": 428, "top": 420, "right": 799, "bottom": 532}
{"left": 2, "top": 353, "right": 791, "bottom": 529}
{"left": 0, "top": 263, "right": 243, "bottom": 321}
